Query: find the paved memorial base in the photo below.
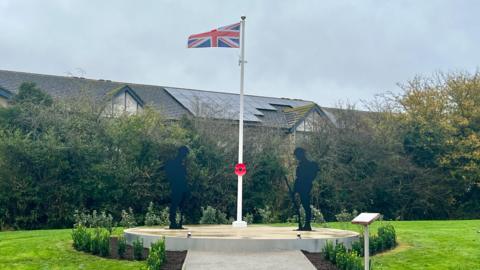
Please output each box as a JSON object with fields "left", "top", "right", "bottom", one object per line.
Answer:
{"left": 124, "top": 225, "right": 358, "bottom": 252}
{"left": 182, "top": 250, "right": 316, "bottom": 270}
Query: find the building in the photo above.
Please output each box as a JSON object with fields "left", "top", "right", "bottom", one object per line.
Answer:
{"left": 0, "top": 69, "right": 337, "bottom": 133}
{"left": 0, "top": 85, "right": 12, "bottom": 108}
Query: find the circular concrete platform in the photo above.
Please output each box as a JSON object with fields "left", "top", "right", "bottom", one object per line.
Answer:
{"left": 124, "top": 225, "right": 359, "bottom": 252}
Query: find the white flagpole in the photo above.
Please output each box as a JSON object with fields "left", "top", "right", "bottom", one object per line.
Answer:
{"left": 233, "top": 16, "right": 247, "bottom": 228}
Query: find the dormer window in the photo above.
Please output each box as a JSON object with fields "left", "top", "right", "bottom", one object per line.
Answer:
{"left": 0, "top": 87, "right": 12, "bottom": 108}
{"left": 107, "top": 85, "right": 144, "bottom": 116}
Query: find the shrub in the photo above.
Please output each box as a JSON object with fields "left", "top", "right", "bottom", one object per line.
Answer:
{"left": 146, "top": 238, "right": 166, "bottom": 270}
{"left": 89, "top": 228, "right": 110, "bottom": 256}
{"left": 287, "top": 205, "right": 325, "bottom": 225}
{"left": 323, "top": 240, "right": 335, "bottom": 262}
{"left": 258, "top": 206, "right": 277, "bottom": 223}
{"left": 323, "top": 241, "right": 363, "bottom": 270}
{"left": 145, "top": 202, "right": 162, "bottom": 226}
{"left": 351, "top": 238, "right": 363, "bottom": 255}
{"left": 335, "top": 250, "right": 363, "bottom": 270}
{"left": 133, "top": 237, "right": 144, "bottom": 260}
{"left": 72, "top": 225, "right": 91, "bottom": 252}
{"left": 73, "top": 210, "right": 91, "bottom": 227}
{"left": 120, "top": 208, "right": 137, "bottom": 228}
{"left": 244, "top": 213, "right": 254, "bottom": 224}
{"left": 98, "top": 229, "right": 110, "bottom": 257}
{"left": 378, "top": 224, "right": 397, "bottom": 250}
{"left": 351, "top": 224, "right": 397, "bottom": 256}
{"left": 199, "top": 206, "right": 228, "bottom": 224}
{"left": 91, "top": 210, "right": 114, "bottom": 233}
{"left": 159, "top": 207, "right": 170, "bottom": 226}
{"left": 311, "top": 206, "right": 326, "bottom": 224}
{"left": 74, "top": 209, "right": 114, "bottom": 232}
{"left": 117, "top": 235, "right": 127, "bottom": 259}
{"left": 216, "top": 210, "right": 228, "bottom": 224}
{"left": 335, "top": 209, "right": 358, "bottom": 222}
{"left": 334, "top": 242, "right": 347, "bottom": 262}
{"left": 90, "top": 229, "right": 101, "bottom": 255}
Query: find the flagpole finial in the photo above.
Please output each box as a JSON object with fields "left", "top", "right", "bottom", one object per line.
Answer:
{"left": 241, "top": 16, "right": 246, "bottom": 20}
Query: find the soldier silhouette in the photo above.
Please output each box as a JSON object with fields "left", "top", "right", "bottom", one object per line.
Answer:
{"left": 164, "top": 146, "right": 189, "bottom": 229}
{"left": 294, "top": 147, "right": 319, "bottom": 231}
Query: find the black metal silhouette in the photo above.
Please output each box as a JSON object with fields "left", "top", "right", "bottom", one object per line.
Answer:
{"left": 293, "top": 147, "right": 318, "bottom": 231}
{"left": 165, "top": 146, "right": 189, "bottom": 229}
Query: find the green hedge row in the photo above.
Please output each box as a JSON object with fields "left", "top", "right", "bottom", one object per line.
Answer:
{"left": 71, "top": 226, "right": 110, "bottom": 257}
{"left": 352, "top": 224, "right": 397, "bottom": 256}
{"left": 72, "top": 225, "right": 166, "bottom": 269}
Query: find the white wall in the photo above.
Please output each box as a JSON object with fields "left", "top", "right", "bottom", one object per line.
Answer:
{"left": 296, "top": 110, "right": 322, "bottom": 132}
{"left": 107, "top": 90, "right": 142, "bottom": 116}
{"left": 0, "top": 96, "right": 8, "bottom": 108}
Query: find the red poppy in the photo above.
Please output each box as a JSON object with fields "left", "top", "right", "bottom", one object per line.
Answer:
{"left": 234, "top": 163, "right": 247, "bottom": 176}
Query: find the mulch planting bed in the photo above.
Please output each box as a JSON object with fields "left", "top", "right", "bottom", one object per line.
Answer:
{"left": 162, "top": 251, "right": 187, "bottom": 270}
{"left": 302, "top": 251, "right": 339, "bottom": 270}
{"left": 109, "top": 237, "right": 187, "bottom": 270}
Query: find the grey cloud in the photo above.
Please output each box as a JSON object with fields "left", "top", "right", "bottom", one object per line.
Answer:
{"left": 0, "top": 0, "right": 478, "bottom": 107}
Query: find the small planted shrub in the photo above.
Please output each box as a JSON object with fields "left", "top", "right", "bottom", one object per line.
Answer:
{"left": 89, "top": 228, "right": 111, "bottom": 256}
{"left": 117, "top": 235, "right": 127, "bottom": 259}
{"left": 120, "top": 208, "right": 137, "bottom": 228}
{"left": 335, "top": 250, "right": 363, "bottom": 270}
{"left": 323, "top": 241, "right": 363, "bottom": 270}
{"left": 335, "top": 209, "right": 358, "bottom": 222}
{"left": 311, "top": 205, "right": 326, "bottom": 224}
{"left": 73, "top": 209, "right": 114, "bottom": 232}
{"left": 98, "top": 229, "right": 110, "bottom": 257}
{"left": 244, "top": 213, "right": 254, "bottom": 224}
{"left": 199, "top": 206, "right": 228, "bottom": 224}
{"left": 287, "top": 205, "right": 325, "bottom": 225}
{"left": 90, "top": 230, "right": 100, "bottom": 255}
{"left": 159, "top": 207, "right": 170, "bottom": 226}
{"left": 146, "top": 238, "right": 166, "bottom": 270}
{"left": 378, "top": 224, "right": 397, "bottom": 250}
{"left": 73, "top": 210, "right": 91, "bottom": 227}
{"left": 145, "top": 202, "right": 162, "bottom": 226}
{"left": 90, "top": 228, "right": 110, "bottom": 257}
{"left": 72, "top": 225, "right": 91, "bottom": 252}
{"left": 258, "top": 206, "right": 276, "bottom": 223}
{"left": 323, "top": 240, "right": 335, "bottom": 262}
{"left": 352, "top": 224, "right": 398, "bottom": 256}
{"left": 351, "top": 238, "right": 363, "bottom": 255}
{"left": 133, "top": 237, "right": 144, "bottom": 260}
{"left": 91, "top": 210, "right": 114, "bottom": 233}
{"left": 334, "top": 242, "right": 347, "bottom": 261}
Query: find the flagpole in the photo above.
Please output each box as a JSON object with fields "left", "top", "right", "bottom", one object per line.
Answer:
{"left": 233, "top": 15, "right": 247, "bottom": 228}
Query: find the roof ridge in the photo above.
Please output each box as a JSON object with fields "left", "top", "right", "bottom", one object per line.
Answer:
{"left": 282, "top": 103, "right": 316, "bottom": 112}
{"left": 164, "top": 86, "right": 314, "bottom": 102}
{"left": 0, "top": 69, "right": 315, "bottom": 103}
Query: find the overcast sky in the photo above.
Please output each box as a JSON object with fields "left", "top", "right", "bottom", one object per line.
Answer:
{"left": 0, "top": 0, "right": 478, "bottom": 107}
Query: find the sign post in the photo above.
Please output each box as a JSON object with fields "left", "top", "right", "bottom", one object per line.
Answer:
{"left": 232, "top": 16, "right": 248, "bottom": 228}
{"left": 352, "top": 213, "right": 380, "bottom": 270}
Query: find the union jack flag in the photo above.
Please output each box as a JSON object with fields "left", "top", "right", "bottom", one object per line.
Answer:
{"left": 188, "top": 22, "right": 240, "bottom": 48}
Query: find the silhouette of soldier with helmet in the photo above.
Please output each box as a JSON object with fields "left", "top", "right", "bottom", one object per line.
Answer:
{"left": 294, "top": 147, "right": 319, "bottom": 231}
{"left": 164, "top": 146, "right": 189, "bottom": 229}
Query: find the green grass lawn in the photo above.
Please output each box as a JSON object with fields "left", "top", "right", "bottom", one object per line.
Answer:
{"left": 327, "top": 220, "right": 480, "bottom": 270}
{"left": 0, "top": 229, "right": 143, "bottom": 270}
{"left": 0, "top": 220, "right": 479, "bottom": 270}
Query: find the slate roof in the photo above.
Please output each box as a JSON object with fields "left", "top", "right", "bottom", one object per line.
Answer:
{"left": 0, "top": 69, "right": 336, "bottom": 129}
{"left": 164, "top": 87, "right": 313, "bottom": 124}
{"left": 0, "top": 70, "right": 188, "bottom": 118}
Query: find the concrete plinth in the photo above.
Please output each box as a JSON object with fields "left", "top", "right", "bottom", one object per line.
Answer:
{"left": 124, "top": 225, "right": 358, "bottom": 253}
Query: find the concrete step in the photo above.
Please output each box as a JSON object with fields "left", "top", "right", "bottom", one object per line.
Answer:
{"left": 182, "top": 250, "right": 316, "bottom": 270}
